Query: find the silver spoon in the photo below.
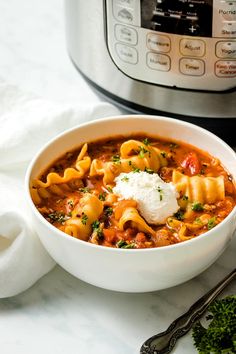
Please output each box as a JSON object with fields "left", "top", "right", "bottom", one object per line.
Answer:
{"left": 140, "top": 268, "right": 236, "bottom": 354}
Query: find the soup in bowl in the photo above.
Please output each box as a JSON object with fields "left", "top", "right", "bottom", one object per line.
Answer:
{"left": 25, "top": 116, "right": 236, "bottom": 292}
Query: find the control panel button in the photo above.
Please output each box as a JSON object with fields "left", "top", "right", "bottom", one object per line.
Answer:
{"left": 113, "top": 6, "right": 134, "bottom": 24}
{"left": 146, "top": 33, "right": 170, "bottom": 53}
{"left": 147, "top": 52, "right": 170, "bottom": 72}
{"left": 216, "top": 41, "right": 236, "bottom": 58}
{"left": 179, "top": 58, "right": 205, "bottom": 76}
{"left": 215, "top": 60, "right": 236, "bottom": 77}
{"left": 218, "top": 1, "right": 236, "bottom": 21}
{"left": 221, "top": 21, "right": 236, "bottom": 37}
{"left": 187, "top": 23, "right": 201, "bottom": 36}
{"left": 115, "top": 43, "right": 138, "bottom": 64}
{"left": 180, "top": 38, "right": 205, "bottom": 57}
{"left": 115, "top": 24, "right": 138, "bottom": 45}
{"left": 112, "top": 0, "right": 140, "bottom": 26}
{"left": 213, "top": 1, "right": 236, "bottom": 37}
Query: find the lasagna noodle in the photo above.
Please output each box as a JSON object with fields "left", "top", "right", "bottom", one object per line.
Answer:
{"left": 167, "top": 217, "right": 199, "bottom": 241}
{"left": 89, "top": 139, "right": 167, "bottom": 185}
{"left": 33, "top": 144, "right": 91, "bottom": 188}
{"left": 64, "top": 194, "right": 103, "bottom": 241}
{"left": 31, "top": 184, "right": 70, "bottom": 205}
{"left": 172, "top": 170, "right": 225, "bottom": 204}
{"left": 118, "top": 207, "right": 155, "bottom": 236}
{"left": 31, "top": 144, "right": 91, "bottom": 204}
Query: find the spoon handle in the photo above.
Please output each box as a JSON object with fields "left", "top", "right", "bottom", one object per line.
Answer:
{"left": 140, "top": 268, "right": 236, "bottom": 354}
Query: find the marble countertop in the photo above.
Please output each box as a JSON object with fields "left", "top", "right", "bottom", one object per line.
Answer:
{"left": 0, "top": 1, "right": 235, "bottom": 354}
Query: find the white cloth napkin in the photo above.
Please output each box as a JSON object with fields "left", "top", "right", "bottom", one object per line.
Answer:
{"left": 0, "top": 80, "right": 121, "bottom": 298}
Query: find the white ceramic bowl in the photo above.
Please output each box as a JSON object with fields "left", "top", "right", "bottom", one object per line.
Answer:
{"left": 25, "top": 115, "right": 236, "bottom": 292}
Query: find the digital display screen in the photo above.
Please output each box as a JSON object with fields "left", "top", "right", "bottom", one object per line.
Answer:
{"left": 141, "top": 0, "right": 213, "bottom": 37}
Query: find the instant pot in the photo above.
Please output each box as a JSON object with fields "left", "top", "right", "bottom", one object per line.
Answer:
{"left": 65, "top": 0, "right": 236, "bottom": 144}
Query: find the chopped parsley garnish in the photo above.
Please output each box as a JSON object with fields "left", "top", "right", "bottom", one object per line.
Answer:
{"left": 123, "top": 243, "right": 135, "bottom": 249}
{"left": 192, "top": 295, "right": 236, "bottom": 354}
{"left": 200, "top": 168, "right": 205, "bottom": 175}
{"left": 79, "top": 187, "right": 91, "bottom": 193}
{"left": 144, "top": 167, "right": 154, "bottom": 174}
{"left": 117, "top": 240, "right": 127, "bottom": 248}
{"left": 98, "top": 192, "right": 107, "bottom": 201}
{"left": 142, "top": 138, "right": 150, "bottom": 146}
{"left": 104, "top": 207, "right": 113, "bottom": 217}
{"left": 117, "top": 240, "right": 135, "bottom": 249}
{"left": 191, "top": 202, "right": 204, "bottom": 212}
{"left": 91, "top": 220, "right": 103, "bottom": 238}
{"left": 107, "top": 186, "right": 113, "bottom": 193}
{"left": 92, "top": 220, "right": 100, "bottom": 230}
{"left": 169, "top": 142, "right": 179, "bottom": 149}
{"left": 207, "top": 216, "right": 217, "bottom": 230}
{"left": 112, "top": 154, "right": 121, "bottom": 164}
{"left": 128, "top": 160, "right": 141, "bottom": 173}
{"left": 157, "top": 186, "right": 163, "bottom": 201}
{"left": 182, "top": 195, "right": 189, "bottom": 201}
{"left": 81, "top": 213, "right": 88, "bottom": 225}
{"left": 121, "top": 176, "right": 129, "bottom": 182}
{"left": 174, "top": 210, "right": 184, "bottom": 221}
{"left": 194, "top": 217, "right": 203, "bottom": 225}
{"left": 48, "top": 212, "right": 66, "bottom": 224}
{"left": 160, "top": 151, "right": 167, "bottom": 158}
{"left": 139, "top": 145, "right": 150, "bottom": 158}
{"left": 67, "top": 200, "right": 74, "bottom": 207}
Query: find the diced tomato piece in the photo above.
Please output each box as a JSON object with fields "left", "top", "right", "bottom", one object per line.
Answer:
{"left": 135, "top": 232, "right": 147, "bottom": 243}
{"left": 103, "top": 228, "right": 116, "bottom": 243}
{"left": 181, "top": 152, "right": 201, "bottom": 175}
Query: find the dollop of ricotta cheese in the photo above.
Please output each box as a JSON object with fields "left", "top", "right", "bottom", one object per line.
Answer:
{"left": 113, "top": 171, "right": 179, "bottom": 224}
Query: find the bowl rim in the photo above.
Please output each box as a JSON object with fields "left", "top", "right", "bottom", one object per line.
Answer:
{"left": 25, "top": 114, "right": 236, "bottom": 253}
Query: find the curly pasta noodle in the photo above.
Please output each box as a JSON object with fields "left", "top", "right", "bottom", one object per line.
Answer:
{"left": 31, "top": 144, "right": 91, "bottom": 204}
{"left": 90, "top": 140, "right": 167, "bottom": 185}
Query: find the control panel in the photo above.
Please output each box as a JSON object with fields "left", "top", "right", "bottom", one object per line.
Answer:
{"left": 105, "top": 0, "right": 236, "bottom": 91}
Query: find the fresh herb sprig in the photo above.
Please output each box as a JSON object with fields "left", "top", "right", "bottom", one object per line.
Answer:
{"left": 192, "top": 295, "right": 236, "bottom": 354}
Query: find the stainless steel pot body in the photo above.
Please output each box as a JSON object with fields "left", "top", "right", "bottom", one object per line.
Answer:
{"left": 65, "top": 0, "right": 236, "bottom": 120}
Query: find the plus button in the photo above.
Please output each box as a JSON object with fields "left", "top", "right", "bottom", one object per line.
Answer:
{"left": 189, "top": 25, "right": 197, "bottom": 33}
